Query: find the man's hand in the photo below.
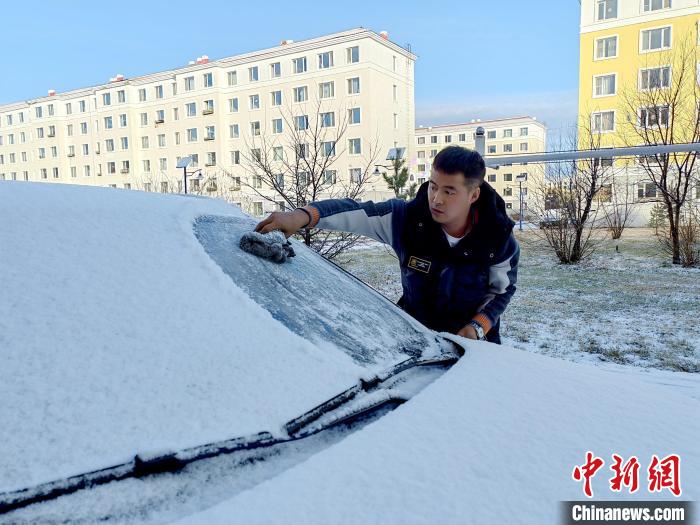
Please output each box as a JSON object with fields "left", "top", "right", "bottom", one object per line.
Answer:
{"left": 457, "top": 324, "right": 479, "bottom": 340}
{"left": 255, "top": 210, "right": 310, "bottom": 238}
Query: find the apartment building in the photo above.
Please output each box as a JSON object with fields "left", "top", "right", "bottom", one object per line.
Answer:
{"left": 413, "top": 117, "right": 547, "bottom": 216}
{"left": 0, "top": 28, "right": 415, "bottom": 215}
{"left": 579, "top": 0, "right": 700, "bottom": 222}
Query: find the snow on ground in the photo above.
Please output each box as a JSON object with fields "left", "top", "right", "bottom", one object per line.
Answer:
{"left": 0, "top": 181, "right": 418, "bottom": 495}
{"left": 340, "top": 229, "right": 700, "bottom": 373}
{"left": 176, "top": 337, "right": 700, "bottom": 524}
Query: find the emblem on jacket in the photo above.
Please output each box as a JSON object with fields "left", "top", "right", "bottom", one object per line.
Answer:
{"left": 408, "top": 256, "right": 431, "bottom": 274}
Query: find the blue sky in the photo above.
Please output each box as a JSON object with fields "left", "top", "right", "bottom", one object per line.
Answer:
{"left": 0, "top": 0, "right": 581, "bottom": 133}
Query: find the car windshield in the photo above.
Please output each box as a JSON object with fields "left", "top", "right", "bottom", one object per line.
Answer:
{"left": 194, "top": 214, "right": 439, "bottom": 365}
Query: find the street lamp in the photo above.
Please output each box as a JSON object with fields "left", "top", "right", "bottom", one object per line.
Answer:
{"left": 515, "top": 173, "right": 528, "bottom": 231}
{"left": 176, "top": 156, "right": 203, "bottom": 194}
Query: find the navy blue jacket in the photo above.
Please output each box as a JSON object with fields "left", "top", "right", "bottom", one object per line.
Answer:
{"left": 307, "top": 181, "right": 519, "bottom": 343}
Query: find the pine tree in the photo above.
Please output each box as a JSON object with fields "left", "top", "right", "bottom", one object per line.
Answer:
{"left": 648, "top": 203, "right": 667, "bottom": 236}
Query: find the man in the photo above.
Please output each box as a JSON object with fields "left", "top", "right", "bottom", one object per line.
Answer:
{"left": 255, "top": 146, "right": 519, "bottom": 343}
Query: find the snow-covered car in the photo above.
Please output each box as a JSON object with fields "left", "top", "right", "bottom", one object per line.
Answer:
{"left": 1, "top": 182, "right": 699, "bottom": 525}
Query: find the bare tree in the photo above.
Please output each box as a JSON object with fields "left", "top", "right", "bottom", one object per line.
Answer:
{"left": 600, "top": 167, "right": 638, "bottom": 240}
{"left": 620, "top": 33, "right": 700, "bottom": 265}
{"left": 218, "top": 96, "right": 382, "bottom": 260}
{"left": 660, "top": 205, "right": 700, "bottom": 267}
{"left": 528, "top": 120, "right": 611, "bottom": 264}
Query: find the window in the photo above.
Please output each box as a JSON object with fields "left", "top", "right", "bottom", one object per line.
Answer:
{"left": 105, "top": 139, "right": 115, "bottom": 152}
{"left": 107, "top": 162, "right": 116, "bottom": 174}
{"left": 155, "top": 85, "right": 164, "bottom": 99}
{"left": 84, "top": 165, "right": 91, "bottom": 177}
{"left": 503, "top": 187, "right": 513, "bottom": 197}
{"left": 230, "top": 176, "right": 241, "bottom": 190}
{"left": 348, "top": 77, "right": 360, "bottom": 94}
{"left": 117, "top": 90, "right": 125, "bottom": 103}
{"left": 79, "top": 100, "right": 86, "bottom": 112}
{"left": 252, "top": 202, "right": 263, "bottom": 216}
{"left": 595, "top": 36, "right": 618, "bottom": 59}
{"left": 80, "top": 122, "right": 88, "bottom": 135}
{"left": 47, "top": 104, "right": 54, "bottom": 116}
{"left": 347, "top": 46, "right": 359, "bottom": 63}
{"left": 431, "top": 135, "right": 438, "bottom": 144}
{"left": 418, "top": 164, "right": 426, "bottom": 172}
{"left": 141, "top": 136, "right": 149, "bottom": 149}
{"left": 393, "top": 56, "right": 397, "bottom": 72}
{"left": 186, "top": 102, "right": 197, "bottom": 117}
{"left": 349, "top": 167, "right": 362, "bottom": 183}
{"left": 349, "top": 138, "right": 361, "bottom": 155}
{"left": 120, "top": 137, "right": 129, "bottom": 150}
{"left": 40, "top": 168, "right": 48, "bottom": 179}
{"left": 184, "top": 76, "right": 195, "bottom": 91}
{"left": 640, "top": 66, "right": 671, "bottom": 89}
{"left": 139, "top": 88, "right": 147, "bottom": 102}
{"left": 159, "top": 158, "right": 168, "bottom": 171}
{"left": 65, "top": 102, "right": 73, "bottom": 115}
{"left": 230, "top": 124, "right": 239, "bottom": 138}
{"left": 203, "top": 100, "right": 214, "bottom": 114}
{"left": 319, "top": 81, "right": 334, "bottom": 99}
{"left": 119, "top": 114, "right": 127, "bottom": 127}
{"left": 140, "top": 112, "right": 148, "bottom": 126}
{"left": 638, "top": 182, "right": 658, "bottom": 199}
{"left": 639, "top": 105, "right": 669, "bottom": 127}
{"left": 121, "top": 160, "right": 130, "bottom": 173}
{"left": 272, "top": 118, "right": 283, "bottom": 134}
{"left": 503, "top": 129, "right": 513, "bottom": 138}
{"left": 229, "top": 98, "right": 239, "bottom": 112}
{"left": 160, "top": 181, "right": 169, "bottom": 193}
{"left": 187, "top": 128, "right": 198, "bottom": 142}
{"left": 318, "top": 51, "right": 333, "bottom": 69}
{"left": 487, "top": 130, "right": 496, "bottom": 139}
{"left": 52, "top": 167, "right": 59, "bottom": 179}
{"left": 231, "top": 150, "right": 241, "bottom": 165}
{"left": 592, "top": 110, "right": 615, "bottom": 132}
{"left": 444, "top": 135, "right": 452, "bottom": 143}
{"left": 321, "top": 141, "right": 336, "bottom": 157}
{"left": 189, "top": 153, "right": 199, "bottom": 168}
{"left": 393, "top": 85, "right": 398, "bottom": 102}
{"left": 264, "top": 92, "right": 280, "bottom": 110}
{"left": 459, "top": 133, "right": 466, "bottom": 141}
{"left": 348, "top": 107, "right": 361, "bottom": 124}
{"left": 594, "top": 73, "right": 617, "bottom": 96}
{"left": 641, "top": 27, "right": 671, "bottom": 52}
{"left": 251, "top": 121, "right": 261, "bottom": 136}
{"left": 206, "top": 152, "right": 216, "bottom": 166}
{"left": 488, "top": 174, "right": 497, "bottom": 182}
{"left": 175, "top": 131, "right": 180, "bottom": 145}
{"left": 596, "top": 0, "right": 617, "bottom": 21}
{"left": 158, "top": 133, "right": 166, "bottom": 147}
{"left": 250, "top": 94, "right": 260, "bottom": 110}
{"left": 228, "top": 71, "right": 238, "bottom": 86}
{"left": 643, "top": 0, "right": 671, "bottom": 12}
{"left": 323, "top": 169, "right": 337, "bottom": 184}
{"left": 249, "top": 66, "right": 259, "bottom": 82}
{"left": 520, "top": 143, "right": 529, "bottom": 152}
{"left": 102, "top": 93, "right": 111, "bottom": 106}
{"left": 104, "top": 116, "right": 113, "bottom": 129}
{"left": 320, "top": 111, "right": 335, "bottom": 128}
{"left": 520, "top": 127, "right": 529, "bottom": 137}
{"left": 417, "top": 151, "right": 425, "bottom": 158}
{"left": 203, "top": 72, "right": 213, "bottom": 87}
{"left": 593, "top": 157, "right": 614, "bottom": 168}
{"left": 292, "top": 57, "right": 307, "bottom": 74}
{"left": 156, "top": 109, "right": 165, "bottom": 122}
{"left": 293, "top": 86, "right": 308, "bottom": 103}
{"left": 504, "top": 144, "right": 513, "bottom": 153}
{"left": 252, "top": 175, "right": 263, "bottom": 188}
{"left": 270, "top": 62, "right": 281, "bottom": 78}
{"left": 417, "top": 137, "right": 425, "bottom": 144}
{"left": 294, "top": 115, "right": 308, "bottom": 131}
{"left": 80, "top": 143, "right": 88, "bottom": 156}
{"left": 273, "top": 147, "right": 283, "bottom": 161}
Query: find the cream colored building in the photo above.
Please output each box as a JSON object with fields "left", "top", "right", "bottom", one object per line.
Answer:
{"left": 413, "top": 117, "right": 547, "bottom": 216}
{"left": 0, "top": 28, "right": 415, "bottom": 215}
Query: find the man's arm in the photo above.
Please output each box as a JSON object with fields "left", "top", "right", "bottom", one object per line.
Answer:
{"left": 458, "top": 234, "right": 520, "bottom": 339}
{"left": 255, "top": 198, "right": 406, "bottom": 251}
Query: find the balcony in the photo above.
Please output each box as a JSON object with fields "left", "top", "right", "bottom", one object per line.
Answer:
{"left": 205, "top": 162, "right": 215, "bottom": 167}
{"left": 202, "top": 109, "right": 214, "bottom": 115}
{"left": 155, "top": 119, "right": 165, "bottom": 124}
{"left": 47, "top": 132, "right": 56, "bottom": 138}
{"left": 67, "top": 153, "right": 75, "bottom": 158}
{"left": 204, "top": 136, "right": 215, "bottom": 141}
{"left": 120, "top": 169, "right": 130, "bottom": 174}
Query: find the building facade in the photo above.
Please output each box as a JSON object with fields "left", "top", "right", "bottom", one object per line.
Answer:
{"left": 579, "top": 0, "right": 700, "bottom": 223}
{"left": 0, "top": 28, "right": 415, "bottom": 215}
{"left": 413, "top": 117, "right": 547, "bottom": 217}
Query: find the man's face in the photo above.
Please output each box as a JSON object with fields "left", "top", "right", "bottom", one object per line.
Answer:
{"left": 427, "top": 169, "right": 480, "bottom": 229}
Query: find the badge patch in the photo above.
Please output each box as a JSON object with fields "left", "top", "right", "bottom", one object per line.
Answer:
{"left": 408, "top": 256, "right": 431, "bottom": 274}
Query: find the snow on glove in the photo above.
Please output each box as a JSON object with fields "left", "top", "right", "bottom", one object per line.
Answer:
{"left": 239, "top": 230, "right": 296, "bottom": 263}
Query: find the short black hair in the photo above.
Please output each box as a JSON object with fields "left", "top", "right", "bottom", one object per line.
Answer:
{"left": 432, "top": 146, "right": 486, "bottom": 188}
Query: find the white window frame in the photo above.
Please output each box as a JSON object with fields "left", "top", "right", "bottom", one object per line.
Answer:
{"left": 640, "top": 25, "right": 672, "bottom": 53}
{"left": 595, "top": 0, "right": 618, "bottom": 21}
{"left": 638, "top": 105, "right": 670, "bottom": 128}
{"left": 594, "top": 35, "right": 619, "bottom": 61}
{"left": 592, "top": 72, "right": 617, "bottom": 98}
{"left": 642, "top": 0, "right": 671, "bottom": 13}
{"left": 639, "top": 65, "right": 672, "bottom": 91}
{"left": 591, "top": 110, "right": 616, "bottom": 133}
